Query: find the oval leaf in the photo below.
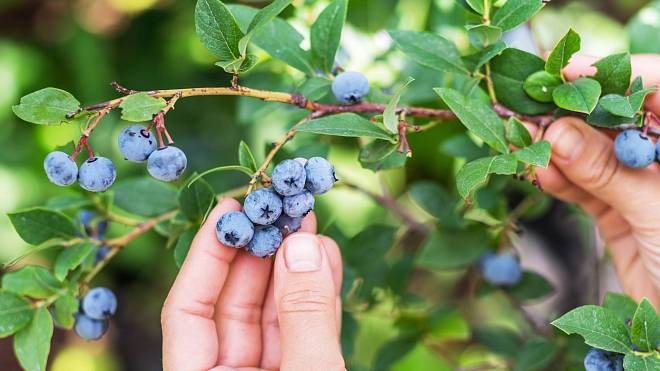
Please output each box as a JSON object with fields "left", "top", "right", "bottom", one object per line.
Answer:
{"left": 388, "top": 30, "right": 468, "bottom": 75}
{"left": 311, "top": 0, "right": 347, "bottom": 73}
{"left": 552, "top": 77, "right": 601, "bottom": 114}
{"left": 14, "top": 306, "right": 53, "bottom": 371}
{"left": 12, "top": 88, "right": 80, "bottom": 125}
{"left": 551, "top": 305, "right": 632, "bottom": 353}
{"left": 8, "top": 208, "right": 79, "bottom": 245}
{"left": 297, "top": 113, "right": 393, "bottom": 140}
{"left": 119, "top": 93, "right": 166, "bottom": 122}
{"left": 0, "top": 290, "right": 34, "bottom": 338}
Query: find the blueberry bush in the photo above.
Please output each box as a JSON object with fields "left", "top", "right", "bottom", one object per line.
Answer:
{"left": 1, "top": 0, "right": 659, "bottom": 370}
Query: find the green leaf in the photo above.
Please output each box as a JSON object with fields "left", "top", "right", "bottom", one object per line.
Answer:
{"left": 215, "top": 54, "right": 258, "bottom": 73}
{"left": 118, "top": 93, "right": 166, "bottom": 122}
{"left": 297, "top": 113, "right": 393, "bottom": 141}
{"left": 551, "top": 305, "right": 632, "bottom": 353}
{"left": 383, "top": 77, "right": 414, "bottom": 134}
{"left": 113, "top": 177, "right": 178, "bottom": 217}
{"left": 466, "top": 24, "right": 502, "bottom": 48}
{"left": 506, "top": 117, "right": 532, "bottom": 148}
{"left": 492, "top": 0, "right": 543, "bottom": 31}
{"left": 603, "top": 292, "right": 638, "bottom": 324}
{"left": 456, "top": 154, "right": 518, "bottom": 199}
{"left": 524, "top": 71, "right": 563, "bottom": 103}
{"left": 623, "top": 353, "right": 660, "bottom": 371}
{"left": 52, "top": 293, "right": 78, "bottom": 329}
{"left": 552, "top": 77, "right": 601, "bottom": 114}
{"left": 187, "top": 165, "right": 254, "bottom": 186}
{"left": 195, "top": 0, "right": 243, "bottom": 65}
{"left": 179, "top": 176, "right": 215, "bottom": 222}
{"left": 374, "top": 335, "right": 419, "bottom": 370}
{"left": 513, "top": 338, "right": 558, "bottom": 371}
{"left": 490, "top": 48, "right": 554, "bottom": 115}
{"left": 238, "top": 141, "right": 257, "bottom": 172}
{"left": 514, "top": 141, "right": 551, "bottom": 168}
{"left": 545, "top": 29, "right": 580, "bottom": 76}
{"left": 238, "top": 0, "right": 292, "bottom": 56}
{"left": 12, "top": 88, "right": 80, "bottom": 125}
{"left": 174, "top": 229, "right": 196, "bottom": 269}
{"left": 466, "top": 0, "right": 485, "bottom": 14}
{"left": 586, "top": 103, "right": 639, "bottom": 128}
{"left": 45, "top": 194, "right": 91, "bottom": 211}
{"left": 408, "top": 181, "right": 461, "bottom": 228}
{"left": 53, "top": 242, "right": 96, "bottom": 281}
{"left": 2, "top": 266, "right": 63, "bottom": 299}
{"left": 343, "top": 225, "right": 396, "bottom": 295}
{"left": 14, "top": 306, "right": 53, "bottom": 371}
{"left": 298, "top": 77, "right": 332, "bottom": 101}
{"left": 360, "top": 148, "right": 408, "bottom": 171}
{"left": 627, "top": 0, "right": 660, "bottom": 54}
{"left": 463, "top": 41, "right": 507, "bottom": 73}
{"left": 359, "top": 140, "right": 397, "bottom": 164}
{"left": 434, "top": 87, "right": 508, "bottom": 154}
{"left": 8, "top": 208, "right": 79, "bottom": 245}
{"left": 593, "top": 52, "right": 632, "bottom": 96}
{"left": 388, "top": 30, "right": 468, "bottom": 75}
{"left": 417, "top": 227, "right": 490, "bottom": 270}
{"left": 474, "top": 326, "right": 522, "bottom": 357}
{"left": 0, "top": 290, "right": 34, "bottom": 338}
{"left": 631, "top": 298, "right": 660, "bottom": 352}
{"left": 599, "top": 87, "right": 657, "bottom": 118}
{"left": 631, "top": 76, "right": 644, "bottom": 94}
{"left": 310, "top": 0, "right": 347, "bottom": 73}
{"left": 507, "top": 271, "right": 554, "bottom": 302}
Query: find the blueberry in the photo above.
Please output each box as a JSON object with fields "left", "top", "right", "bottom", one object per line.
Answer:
{"left": 304, "top": 157, "right": 336, "bottom": 194}
{"left": 243, "top": 188, "right": 283, "bottom": 225}
{"left": 44, "top": 151, "right": 78, "bottom": 186}
{"left": 246, "top": 225, "right": 283, "bottom": 258}
{"left": 82, "top": 287, "right": 117, "bottom": 320}
{"left": 74, "top": 313, "right": 109, "bottom": 341}
{"left": 147, "top": 146, "right": 187, "bottom": 182}
{"left": 294, "top": 157, "right": 308, "bottom": 166}
{"left": 78, "top": 157, "right": 117, "bottom": 192}
{"left": 283, "top": 191, "right": 315, "bottom": 217}
{"left": 216, "top": 211, "right": 255, "bottom": 248}
{"left": 614, "top": 130, "right": 655, "bottom": 168}
{"left": 272, "top": 159, "right": 307, "bottom": 196}
{"left": 655, "top": 139, "right": 660, "bottom": 162}
{"left": 96, "top": 220, "right": 109, "bottom": 240}
{"left": 79, "top": 211, "right": 95, "bottom": 227}
{"left": 331, "top": 71, "right": 370, "bottom": 104}
{"left": 94, "top": 246, "right": 111, "bottom": 264}
{"left": 479, "top": 252, "right": 522, "bottom": 287}
{"left": 118, "top": 124, "right": 157, "bottom": 162}
{"left": 274, "top": 214, "right": 303, "bottom": 237}
{"left": 584, "top": 348, "right": 624, "bottom": 371}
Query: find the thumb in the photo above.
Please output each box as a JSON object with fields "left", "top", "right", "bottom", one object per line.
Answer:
{"left": 274, "top": 233, "right": 345, "bottom": 371}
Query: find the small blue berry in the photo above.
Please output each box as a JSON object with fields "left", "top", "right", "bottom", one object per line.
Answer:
{"left": 479, "top": 252, "right": 522, "bottom": 287}
{"left": 147, "top": 146, "right": 187, "bottom": 182}
{"left": 243, "top": 188, "right": 283, "bottom": 225}
{"left": 79, "top": 211, "right": 95, "bottom": 227}
{"left": 246, "top": 225, "right": 283, "bottom": 258}
{"left": 331, "top": 71, "right": 370, "bottom": 104}
{"left": 95, "top": 220, "right": 108, "bottom": 240}
{"left": 614, "top": 130, "right": 655, "bottom": 168}
{"left": 584, "top": 348, "right": 623, "bottom": 371}
{"left": 44, "top": 151, "right": 78, "bottom": 186}
{"left": 304, "top": 157, "right": 336, "bottom": 194}
{"left": 74, "top": 313, "right": 109, "bottom": 341}
{"left": 283, "top": 191, "right": 315, "bottom": 217}
{"left": 78, "top": 157, "right": 117, "bottom": 192}
{"left": 216, "top": 211, "right": 255, "bottom": 248}
{"left": 655, "top": 140, "right": 660, "bottom": 163}
{"left": 274, "top": 214, "right": 303, "bottom": 237}
{"left": 94, "top": 246, "right": 111, "bottom": 264}
{"left": 82, "top": 287, "right": 117, "bottom": 320}
{"left": 118, "top": 124, "right": 157, "bottom": 162}
{"left": 272, "top": 159, "right": 307, "bottom": 196}
{"left": 294, "top": 157, "right": 308, "bottom": 166}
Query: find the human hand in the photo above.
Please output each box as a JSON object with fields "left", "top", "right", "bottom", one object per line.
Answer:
{"left": 536, "top": 54, "right": 660, "bottom": 306}
{"left": 161, "top": 198, "right": 345, "bottom": 371}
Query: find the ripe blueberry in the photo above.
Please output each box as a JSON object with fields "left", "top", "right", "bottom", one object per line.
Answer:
{"left": 272, "top": 159, "right": 306, "bottom": 196}
{"left": 118, "top": 124, "right": 157, "bottom": 162}
{"left": 655, "top": 139, "right": 660, "bottom": 162}
{"left": 274, "top": 214, "right": 303, "bottom": 237}
{"left": 216, "top": 211, "right": 255, "bottom": 248}
{"left": 78, "top": 157, "right": 117, "bottom": 192}
{"left": 44, "top": 151, "right": 78, "bottom": 186}
{"left": 478, "top": 252, "right": 522, "bottom": 287}
{"left": 147, "top": 146, "right": 187, "bottom": 182}
{"left": 304, "top": 157, "right": 336, "bottom": 194}
{"left": 74, "top": 313, "right": 109, "bottom": 341}
{"left": 79, "top": 210, "right": 95, "bottom": 227}
{"left": 331, "top": 71, "right": 370, "bottom": 104}
{"left": 243, "top": 188, "right": 283, "bottom": 225}
{"left": 584, "top": 348, "right": 623, "bottom": 371}
{"left": 82, "top": 287, "right": 117, "bottom": 320}
{"left": 283, "top": 190, "right": 315, "bottom": 217}
{"left": 614, "top": 130, "right": 655, "bottom": 168}
{"left": 94, "top": 246, "right": 111, "bottom": 265}
{"left": 246, "top": 225, "right": 283, "bottom": 258}
{"left": 294, "top": 157, "right": 308, "bottom": 166}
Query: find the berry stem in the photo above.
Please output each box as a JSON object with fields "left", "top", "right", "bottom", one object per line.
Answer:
{"left": 83, "top": 141, "right": 95, "bottom": 160}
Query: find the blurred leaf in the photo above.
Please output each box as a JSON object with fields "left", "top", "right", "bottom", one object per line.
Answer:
{"left": 427, "top": 308, "right": 470, "bottom": 341}
{"left": 45, "top": 194, "right": 91, "bottom": 211}
{"left": 507, "top": 271, "right": 554, "bottom": 302}
{"left": 631, "top": 76, "right": 645, "bottom": 94}
{"left": 360, "top": 146, "right": 408, "bottom": 171}
{"left": 463, "top": 41, "right": 507, "bottom": 73}
{"left": 118, "top": 93, "right": 166, "bottom": 122}
{"left": 12, "top": 88, "right": 80, "bottom": 125}
{"left": 465, "top": 0, "right": 485, "bottom": 15}
{"left": 492, "top": 0, "right": 543, "bottom": 31}
{"left": 343, "top": 225, "right": 396, "bottom": 295}
{"left": 189, "top": 166, "right": 254, "bottom": 188}
{"left": 603, "top": 292, "right": 638, "bottom": 324}
{"left": 474, "top": 326, "right": 522, "bottom": 357}
{"left": 524, "top": 71, "right": 562, "bottom": 103}
{"left": 551, "top": 305, "right": 631, "bottom": 353}
{"left": 114, "top": 178, "right": 178, "bottom": 217}
{"left": 417, "top": 227, "right": 490, "bottom": 270}
{"left": 297, "top": 113, "right": 393, "bottom": 140}
{"left": 298, "top": 77, "right": 332, "bottom": 101}
{"left": 2, "top": 266, "right": 63, "bottom": 299}
{"left": 238, "top": 141, "right": 257, "bottom": 172}
{"left": 586, "top": 103, "right": 638, "bottom": 128}
{"left": 388, "top": 30, "right": 468, "bottom": 75}
{"left": 311, "top": 0, "right": 347, "bottom": 73}
{"left": 623, "top": 353, "right": 660, "bottom": 370}
{"left": 53, "top": 242, "right": 96, "bottom": 281}
{"left": 341, "top": 310, "right": 359, "bottom": 360}
{"left": 466, "top": 24, "right": 502, "bottom": 48}
{"left": 383, "top": 77, "right": 414, "bottom": 134}
{"left": 52, "top": 293, "right": 78, "bottom": 329}
{"left": 359, "top": 140, "right": 397, "bottom": 164}
{"left": 593, "top": 52, "right": 631, "bottom": 96}
{"left": 238, "top": 0, "right": 292, "bottom": 56}
{"left": 8, "top": 208, "right": 79, "bottom": 245}
{"left": 513, "top": 338, "right": 558, "bottom": 371}
{"left": 373, "top": 335, "right": 419, "bottom": 371}
{"left": 391, "top": 343, "right": 451, "bottom": 371}
{"left": 440, "top": 134, "right": 489, "bottom": 160}
{"left": 456, "top": 155, "right": 518, "bottom": 199}
{"left": 195, "top": 0, "right": 243, "bottom": 66}
{"left": 514, "top": 141, "right": 551, "bottom": 168}
{"left": 0, "top": 290, "right": 34, "bottom": 338}
{"left": 179, "top": 176, "right": 215, "bottom": 222}
{"left": 552, "top": 78, "right": 601, "bottom": 114}
{"left": 14, "top": 307, "right": 53, "bottom": 371}
{"left": 464, "top": 208, "right": 501, "bottom": 226}
{"left": 626, "top": 1, "right": 660, "bottom": 54}
{"left": 506, "top": 117, "right": 532, "bottom": 148}
{"left": 408, "top": 181, "right": 460, "bottom": 228}
{"left": 174, "top": 229, "right": 196, "bottom": 269}
{"left": 630, "top": 298, "right": 660, "bottom": 352}
{"left": 545, "top": 29, "right": 580, "bottom": 76}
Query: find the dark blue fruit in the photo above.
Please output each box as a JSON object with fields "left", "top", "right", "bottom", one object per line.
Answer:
{"left": 243, "top": 188, "right": 283, "bottom": 225}
{"left": 274, "top": 214, "right": 303, "bottom": 237}
{"left": 584, "top": 348, "right": 623, "bottom": 371}
{"left": 283, "top": 191, "right": 315, "bottom": 217}
{"left": 272, "top": 159, "right": 307, "bottom": 196}
{"left": 246, "top": 225, "right": 283, "bottom": 258}
{"left": 147, "top": 146, "right": 187, "bottom": 182}
{"left": 78, "top": 157, "right": 117, "bottom": 192}
{"left": 118, "top": 124, "right": 157, "bottom": 162}
{"left": 216, "top": 211, "right": 255, "bottom": 248}
{"left": 331, "top": 71, "right": 370, "bottom": 104}
{"left": 74, "top": 313, "right": 109, "bottom": 341}
{"left": 614, "top": 130, "right": 655, "bottom": 168}
{"left": 478, "top": 252, "right": 522, "bottom": 287}
{"left": 44, "top": 151, "right": 78, "bottom": 186}
{"left": 82, "top": 287, "right": 117, "bottom": 320}
{"left": 304, "top": 157, "right": 336, "bottom": 194}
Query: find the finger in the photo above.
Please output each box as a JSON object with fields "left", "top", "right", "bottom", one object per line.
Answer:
{"left": 215, "top": 251, "right": 273, "bottom": 367}
{"left": 536, "top": 163, "right": 609, "bottom": 217}
{"left": 273, "top": 233, "right": 344, "bottom": 371}
{"left": 162, "top": 199, "right": 242, "bottom": 371}
{"left": 300, "top": 212, "right": 317, "bottom": 234}
{"left": 319, "top": 235, "right": 343, "bottom": 333}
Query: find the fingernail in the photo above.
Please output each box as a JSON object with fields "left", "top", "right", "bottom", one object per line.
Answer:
{"left": 284, "top": 234, "right": 322, "bottom": 272}
{"left": 548, "top": 122, "right": 584, "bottom": 161}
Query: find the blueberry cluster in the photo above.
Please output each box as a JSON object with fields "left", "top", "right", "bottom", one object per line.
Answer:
{"left": 331, "top": 71, "right": 370, "bottom": 104}
{"left": 215, "top": 157, "right": 336, "bottom": 257}
{"left": 477, "top": 252, "right": 522, "bottom": 287}
{"left": 44, "top": 151, "right": 117, "bottom": 192}
{"left": 584, "top": 348, "right": 623, "bottom": 371}
{"left": 74, "top": 287, "right": 117, "bottom": 341}
{"left": 79, "top": 211, "right": 111, "bottom": 264}
{"left": 613, "top": 129, "right": 660, "bottom": 169}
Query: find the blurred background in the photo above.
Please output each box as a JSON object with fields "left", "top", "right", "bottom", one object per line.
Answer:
{"left": 0, "top": 0, "right": 658, "bottom": 370}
